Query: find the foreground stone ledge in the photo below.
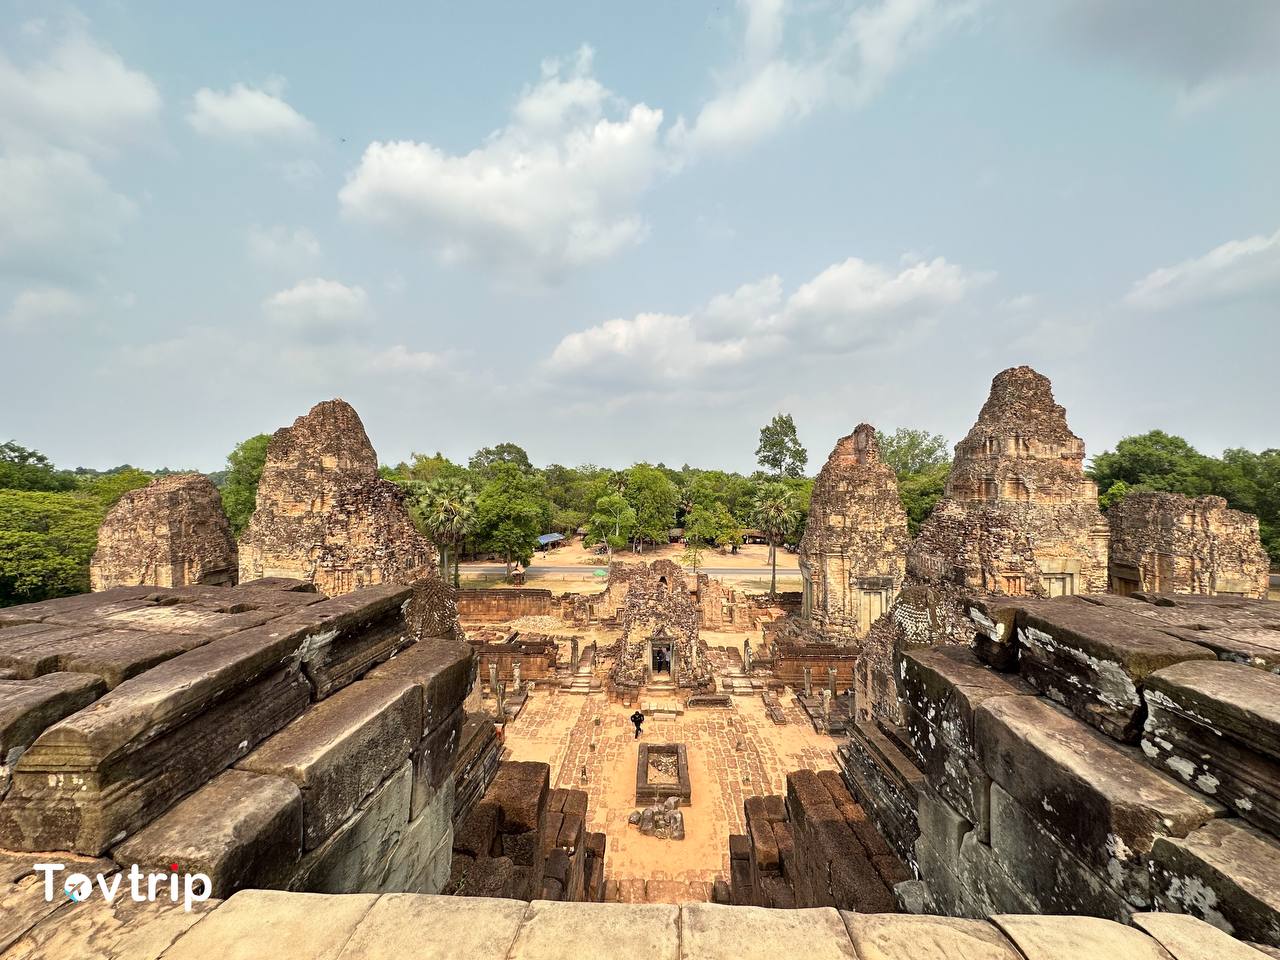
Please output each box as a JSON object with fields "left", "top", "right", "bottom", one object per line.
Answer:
{"left": 683, "top": 902, "right": 855, "bottom": 960}
{"left": 991, "top": 914, "right": 1177, "bottom": 960}
{"left": 974, "top": 694, "right": 1222, "bottom": 906}
{"left": 509, "top": 900, "right": 679, "bottom": 960}
{"left": 844, "top": 912, "right": 1021, "bottom": 960}
{"left": 1133, "top": 911, "right": 1271, "bottom": 960}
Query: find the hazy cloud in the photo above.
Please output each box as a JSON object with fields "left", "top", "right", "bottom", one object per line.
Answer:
{"left": 263, "top": 278, "right": 370, "bottom": 336}
{"left": 188, "top": 79, "right": 315, "bottom": 142}
{"left": 247, "top": 224, "right": 322, "bottom": 271}
{"left": 1125, "top": 227, "right": 1280, "bottom": 310}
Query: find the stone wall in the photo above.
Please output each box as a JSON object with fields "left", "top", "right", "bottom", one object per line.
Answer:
{"left": 908, "top": 366, "right": 1109, "bottom": 598}
{"left": 696, "top": 575, "right": 767, "bottom": 632}
{"left": 457, "top": 589, "right": 554, "bottom": 624}
{"left": 1109, "top": 492, "right": 1270, "bottom": 599}
{"left": 0, "top": 578, "right": 487, "bottom": 900}
{"left": 90, "top": 473, "right": 237, "bottom": 591}
{"left": 608, "top": 560, "right": 710, "bottom": 692}
{"left": 799, "top": 424, "right": 910, "bottom": 643}
{"left": 239, "top": 399, "right": 437, "bottom": 595}
{"left": 726, "top": 771, "right": 908, "bottom": 912}
{"left": 2, "top": 890, "right": 1263, "bottom": 960}
{"left": 448, "top": 761, "right": 606, "bottom": 903}
{"left": 846, "top": 590, "right": 1280, "bottom": 947}
{"left": 473, "top": 634, "right": 560, "bottom": 684}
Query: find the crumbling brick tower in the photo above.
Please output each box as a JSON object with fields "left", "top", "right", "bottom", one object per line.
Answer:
{"left": 238, "top": 398, "right": 437, "bottom": 595}
{"left": 908, "top": 365, "right": 1109, "bottom": 597}
{"left": 90, "top": 473, "right": 237, "bottom": 590}
{"left": 1108, "top": 492, "right": 1270, "bottom": 598}
{"left": 799, "top": 424, "right": 910, "bottom": 643}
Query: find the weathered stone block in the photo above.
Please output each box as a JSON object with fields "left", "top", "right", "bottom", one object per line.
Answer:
{"left": 487, "top": 760, "right": 549, "bottom": 834}
{"left": 286, "top": 585, "right": 417, "bottom": 699}
{"left": 509, "top": 901, "right": 679, "bottom": 960}
{"left": 1017, "top": 601, "right": 1214, "bottom": 741}
{"left": 1143, "top": 660, "right": 1280, "bottom": 836}
{"left": 287, "top": 761, "right": 411, "bottom": 893}
{"left": 987, "top": 782, "right": 1136, "bottom": 918}
{"left": 1, "top": 890, "right": 216, "bottom": 960}
{"left": 113, "top": 768, "right": 302, "bottom": 896}
{"left": 453, "top": 800, "right": 501, "bottom": 857}
{"left": 365, "top": 635, "right": 474, "bottom": 731}
{"left": 237, "top": 677, "right": 420, "bottom": 850}
{"left": 991, "top": 914, "right": 1176, "bottom": 960}
{"left": 844, "top": 913, "right": 1021, "bottom": 960}
{"left": 0, "top": 673, "right": 104, "bottom": 795}
{"left": 975, "top": 693, "right": 1221, "bottom": 905}
{"left": 374, "top": 777, "right": 454, "bottom": 894}
{"left": 1150, "top": 818, "right": 1280, "bottom": 947}
{"left": 1133, "top": 911, "right": 1270, "bottom": 960}
{"left": 412, "top": 704, "right": 463, "bottom": 818}
{"left": 159, "top": 889, "right": 378, "bottom": 960}
{"left": 0, "top": 665, "right": 308, "bottom": 854}
{"left": 682, "top": 903, "right": 856, "bottom": 960}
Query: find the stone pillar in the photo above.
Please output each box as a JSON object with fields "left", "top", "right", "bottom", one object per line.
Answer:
{"left": 496, "top": 681, "right": 506, "bottom": 717}
{"left": 803, "top": 665, "right": 813, "bottom": 697}
{"left": 827, "top": 666, "right": 837, "bottom": 698}
{"left": 570, "top": 636, "right": 580, "bottom": 670}
{"left": 821, "top": 688, "right": 833, "bottom": 721}
{"left": 743, "top": 639, "right": 753, "bottom": 674}
{"left": 512, "top": 660, "right": 522, "bottom": 694}
{"left": 489, "top": 662, "right": 499, "bottom": 697}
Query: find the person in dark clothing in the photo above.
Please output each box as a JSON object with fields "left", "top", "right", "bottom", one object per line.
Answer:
{"left": 630, "top": 710, "right": 645, "bottom": 739}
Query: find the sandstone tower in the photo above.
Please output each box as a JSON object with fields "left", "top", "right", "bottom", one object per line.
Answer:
{"left": 238, "top": 399, "right": 437, "bottom": 595}
{"left": 908, "top": 365, "right": 1108, "bottom": 597}
{"left": 799, "top": 424, "right": 910, "bottom": 642}
{"left": 1109, "top": 492, "right": 1270, "bottom": 598}
{"left": 90, "top": 473, "right": 237, "bottom": 590}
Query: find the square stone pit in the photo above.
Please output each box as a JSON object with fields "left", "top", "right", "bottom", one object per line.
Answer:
{"left": 636, "top": 743, "right": 691, "bottom": 807}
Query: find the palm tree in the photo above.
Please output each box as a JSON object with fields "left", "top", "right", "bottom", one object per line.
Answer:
{"left": 412, "top": 478, "right": 477, "bottom": 588}
{"left": 751, "top": 483, "right": 800, "bottom": 599}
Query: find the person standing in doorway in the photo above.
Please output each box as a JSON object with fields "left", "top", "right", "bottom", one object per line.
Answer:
{"left": 630, "top": 709, "right": 645, "bottom": 739}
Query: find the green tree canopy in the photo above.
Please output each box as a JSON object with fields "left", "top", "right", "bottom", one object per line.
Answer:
{"left": 756, "top": 413, "right": 808, "bottom": 479}
{"left": 623, "top": 463, "right": 680, "bottom": 551}
{"left": 468, "top": 442, "right": 533, "bottom": 480}
{"left": 408, "top": 477, "right": 477, "bottom": 587}
{"left": 218, "top": 434, "right": 271, "bottom": 536}
{"left": 474, "top": 462, "right": 547, "bottom": 577}
{"left": 898, "top": 461, "right": 950, "bottom": 537}
{"left": 585, "top": 492, "right": 637, "bottom": 561}
{"left": 878, "top": 428, "right": 950, "bottom": 478}
{"left": 0, "top": 442, "right": 77, "bottom": 492}
{"left": 751, "top": 482, "right": 801, "bottom": 598}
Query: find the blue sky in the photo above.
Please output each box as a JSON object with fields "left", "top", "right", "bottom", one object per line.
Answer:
{"left": 3, "top": 1, "right": 1278, "bottom": 474}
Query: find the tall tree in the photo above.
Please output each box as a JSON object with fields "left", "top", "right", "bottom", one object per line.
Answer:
{"left": 468, "top": 442, "right": 533, "bottom": 480}
{"left": 586, "top": 493, "right": 636, "bottom": 562}
{"left": 474, "top": 463, "right": 545, "bottom": 579}
{"left": 410, "top": 477, "right": 477, "bottom": 588}
{"left": 0, "top": 442, "right": 76, "bottom": 492}
{"left": 219, "top": 434, "right": 271, "bottom": 536}
{"left": 751, "top": 482, "right": 801, "bottom": 599}
{"left": 623, "top": 463, "right": 679, "bottom": 553}
{"left": 878, "top": 428, "right": 949, "bottom": 478}
{"left": 756, "top": 413, "right": 808, "bottom": 479}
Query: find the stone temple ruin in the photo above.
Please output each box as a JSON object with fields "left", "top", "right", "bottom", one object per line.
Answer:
{"left": 90, "top": 473, "right": 237, "bottom": 591}
{"left": 798, "top": 423, "right": 910, "bottom": 642}
{"left": 0, "top": 379, "right": 1277, "bottom": 957}
{"left": 1109, "top": 491, "right": 1270, "bottom": 598}
{"left": 238, "top": 399, "right": 436, "bottom": 596}
{"left": 909, "top": 365, "right": 1110, "bottom": 598}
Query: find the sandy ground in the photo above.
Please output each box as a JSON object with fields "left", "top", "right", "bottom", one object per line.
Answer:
{"left": 501, "top": 680, "right": 838, "bottom": 903}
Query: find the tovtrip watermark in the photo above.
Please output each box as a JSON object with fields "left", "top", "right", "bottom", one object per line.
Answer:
{"left": 35, "top": 862, "right": 212, "bottom": 912}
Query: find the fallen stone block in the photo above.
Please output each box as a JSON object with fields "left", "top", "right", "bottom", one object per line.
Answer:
{"left": 486, "top": 760, "right": 549, "bottom": 834}
{"left": 1018, "top": 600, "right": 1214, "bottom": 741}
{"left": 1143, "top": 659, "right": 1280, "bottom": 836}
{"left": 237, "top": 677, "right": 420, "bottom": 850}
{"left": 975, "top": 694, "right": 1220, "bottom": 906}
{"left": 1150, "top": 817, "right": 1280, "bottom": 948}
{"left": 113, "top": 768, "right": 302, "bottom": 897}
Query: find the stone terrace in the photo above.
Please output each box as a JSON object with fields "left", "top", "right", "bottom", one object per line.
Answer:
{"left": 0, "top": 889, "right": 1270, "bottom": 960}
{"left": 502, "top": 689, "right": 836, "bottom": 903}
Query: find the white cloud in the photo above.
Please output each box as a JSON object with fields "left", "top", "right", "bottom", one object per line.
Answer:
{"left": 1125, "top": 228, "right": 1280, "bottom": 310}
{"left": 247, "top": 225, "right": 321, "bottom": 271}
{"left": 0, "top": 26, "right": 161, "bottom": 155}
{"left": 364, "top": 344, "right": 444, "bottom": 373}
{"left": 188, "top": 80, "right": 315, "bottom": 142}
{"left": 0, "top": 147, "right": 136, "bottom": 281}
{"left": 548, "top": 253, "right": 987, "bottom": 386}
{"left": 339, "top": 45, "right": 665, "bottom": 280}
{"left": 2, "top": 285, "right": 89, "bottom": 331}
{"left": 672, "top": 0, "right": 977, "bottom": 155}
{"left": 0, "top": 23, "right": 157, "bottom": 284}
{"left": 262, "top": 278, "right": 370, "bottom": 336}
